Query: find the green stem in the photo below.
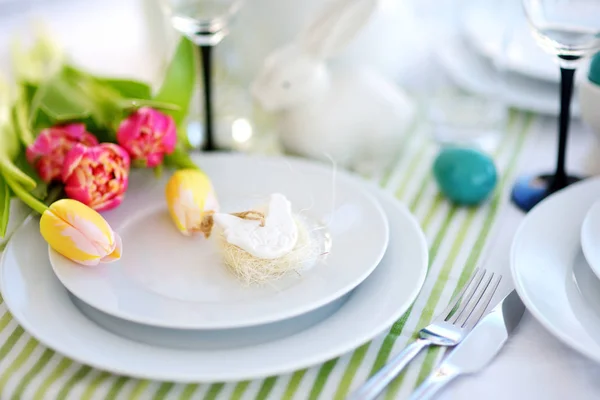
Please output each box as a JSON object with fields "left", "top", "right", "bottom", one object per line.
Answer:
{"left": 0, "top": 158, "right": 36, "bottom": 191}
{"left": 3, "top": 173, "right": 48, "bottom": 215}
{"left": 14, "top": 87, "right": 34, "bottom": 147}
{"left": 153, "top": 164, "right": 163, "bottom": 178}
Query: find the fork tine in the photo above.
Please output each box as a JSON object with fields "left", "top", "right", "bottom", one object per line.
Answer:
{"left": 453, "top": 272, "right": 494, "bottom": 326}
{"left": 462, "top": 274, "right": 502, "bottom": 329}
{"left": 438, "top": 268, "right": 483, "bottom": 321}
{"left": 446, "top": 269, "right": 487, "bottom": 323}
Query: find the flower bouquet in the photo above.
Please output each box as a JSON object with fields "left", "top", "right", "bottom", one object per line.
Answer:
{"left": 0, "top": 29, "right": 201, "bottom": 263}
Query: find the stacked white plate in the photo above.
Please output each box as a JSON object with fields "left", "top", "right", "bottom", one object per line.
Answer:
{"left": 438, "top": 0, "right": 590, "bottom": 117}
{"left": 0, "top": 153, "right": 428, "bottom": 382}
{"left": 511, "top": 177, "right": 600, "bottom": 364}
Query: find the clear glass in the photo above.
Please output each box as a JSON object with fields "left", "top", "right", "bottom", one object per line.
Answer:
{"left": 419, "top": 0, "right": 510, "bottom": 153}
{"left": 161, "top": 0, "right": 243, "bottom": 45}
{"left": 524, "top": 0, "right": 600, "bottom": 66}
{"left": 511, "top": 0, "right": 600, "bottom": 212}
{"left": 159, "top": 0, "right": 246, "bottom": 151}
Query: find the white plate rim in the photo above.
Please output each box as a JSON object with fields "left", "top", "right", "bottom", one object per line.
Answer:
{"left": 47, "top": 153, "right": 391, "bottom": 329}
{"left": 510, "top": 177, "right": 600, "bottom": 364}
{"left": 580, "top": 199, "right": 600, "bottom": 281}
{"left": 0, "top": 183, "right": 428, "bottom": 382}
{"left": 436, "top": 31, "right": 580, "bottom": 117}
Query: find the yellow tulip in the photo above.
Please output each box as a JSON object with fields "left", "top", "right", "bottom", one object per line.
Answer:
{"left": 40, "top": 198, "right": 122, "bottom": 266}
{"left": 165, "top": 168, "right": 219, "bottom": 237}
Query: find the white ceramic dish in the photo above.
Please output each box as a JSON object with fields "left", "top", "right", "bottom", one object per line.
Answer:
{"left": 48, "top": 154, "right": 389, "bottom": 329}
{"left": 462, "top": 0, "right": 559, "bottom": 82}
{"left": 437, "top": 33, "right": 580, "bottom": 117}
{"left": 70, "top": 293, "right": 347, "bottom": 350}
{"left": 0, "top": 184, "right": 427, "bottom": 382}
{"left": 580, "top": 199, "right": 600, "bottom": 280}
{"left": 511, "top": 177, "right": 600, "bottom": 364}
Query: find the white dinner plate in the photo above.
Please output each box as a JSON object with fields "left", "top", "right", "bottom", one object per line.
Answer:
{"left": 437, "top": 33, "right": 580, "bottom": 117}
{"left": 511, "top": 177, "right": 600, "bottom": 364}
{"left": 0, "top": 183, "right": 427, "bottom": 382}
{"left": 580, "top": 200, "right": 600, "bottom": 281}
{"left": 48, "top": 154, "right": 389, "bottom": 329}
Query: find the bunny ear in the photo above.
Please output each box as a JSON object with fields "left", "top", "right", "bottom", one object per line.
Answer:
{"left": 298, "top": 0, "right": 377, "bottom": 59}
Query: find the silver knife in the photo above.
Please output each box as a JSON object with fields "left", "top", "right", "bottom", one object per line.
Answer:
{"left": 409, "top": 289, "right": 525, "bottom": 400}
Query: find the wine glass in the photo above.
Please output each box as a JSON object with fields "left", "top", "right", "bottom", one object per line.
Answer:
{"left": 160, "top": 0, "right": 245, "bottom": 151}
{"left": 511, "top": 0, "right": 600, "bottom": 212}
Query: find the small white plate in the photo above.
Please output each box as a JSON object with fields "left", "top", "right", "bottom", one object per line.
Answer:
{"left": 0, "top": 184, "right": 428, "bottom": 382}
{"left": 437, "top": 33, "right": 580, "bottom": 117}
{"left": 581, "top": 200, "right": 600, "bottom": 280}
{"left": 460, "top": 0, "right": 590, "bottom": 85}
{"left": 461, "top": 0, "right": 559, "bottom": 82}
{"left": 48, "top": 154, "right": 389, "bottom": 329}
{"left": 511, "top": 177, "right": 600, "bottom": 364}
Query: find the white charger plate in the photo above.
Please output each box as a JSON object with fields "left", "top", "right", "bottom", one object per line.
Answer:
{"left": 48, "top": 154, "right": 389, "bottom": 329}
{"left": 0, "top": 183, "right": 427, "bottom": 382}
{"left": 511, "top": 177, "right": 600, "bottom": 364}
{"left": 580, "top": 200, "right": 600, "bottom": 280}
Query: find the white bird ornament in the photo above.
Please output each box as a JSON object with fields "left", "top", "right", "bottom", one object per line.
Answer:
{"left": 212, "top": 193, "right": 299, "bottom": 260}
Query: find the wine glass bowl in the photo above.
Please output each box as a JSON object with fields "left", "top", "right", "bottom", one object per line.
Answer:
{"left": 524, "top": 0, "right": 600, "bottom": 61}
{"left": 167, "top": 0, "right": 243, "bottom": 45}
{"left": 161, "top": 0, "right": 245, "bottom": 151}
{"left": 511, "top": 0, "right": 600, "bottom": 212}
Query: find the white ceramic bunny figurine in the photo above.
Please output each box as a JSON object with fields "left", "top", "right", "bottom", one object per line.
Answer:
{"left": 250, "top": 0, "right": 415, "bottom": 171}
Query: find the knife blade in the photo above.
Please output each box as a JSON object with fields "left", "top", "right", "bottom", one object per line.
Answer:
{"left": 409, "top": 289, "right": 525, "bottom": 400}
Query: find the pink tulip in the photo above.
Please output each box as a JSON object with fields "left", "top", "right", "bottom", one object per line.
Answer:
{"left": 62, "top": 143, "right": 130, "bottom": 212}
{"left": 116, "top": 107, "right": 177, "bottom": 167}
{"left": 26, "top": 123, "right": 99, "bottom": 182}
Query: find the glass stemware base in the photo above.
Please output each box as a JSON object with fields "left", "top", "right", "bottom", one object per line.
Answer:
{"left": 511, "top": 174, "right": 583, "bottom": 212}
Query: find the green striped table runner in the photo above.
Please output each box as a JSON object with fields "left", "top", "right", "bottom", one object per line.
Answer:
{"left": 0, "top": 110, "right": 535, "bottom": 399}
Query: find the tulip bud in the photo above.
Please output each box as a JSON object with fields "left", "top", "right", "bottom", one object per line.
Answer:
{"left": 40, "top": 199, "right": 122, "bottom": 266}
{"left": 62, "top": 143, "right": 130, "bottom": 212}
{"left": 165, "top": 169, "right": 219, "bottom": 237}
{"left": 26, "top": 123, "right": 98, "bottom": 182}
{"left": 116, "top": 107, "right": 176, "bottom": 168}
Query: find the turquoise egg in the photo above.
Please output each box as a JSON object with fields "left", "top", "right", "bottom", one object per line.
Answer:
{"left": 589, "top": 52, "right": 600, "bottom": 86}
{"left": 433, "top": 147, "right": 497, "bottom": 206}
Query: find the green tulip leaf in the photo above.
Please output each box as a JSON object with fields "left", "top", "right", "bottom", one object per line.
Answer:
{"left": 12, "top": 87, "right": 35, "bottom": 146}
{"left": 153, "top": 37, "right": 196, "bottom": 127}
{"left": 3, "top": 172, "right": 47, "bottom": 215}
{"left": 31, "top": 76, "right": 92, "bottom": 123}
{"left": 0, "top": 175, "right": 10, "bottom": 238}
{"left": 1, "top": 122, "right": 22, "bottom": 162}
{"left": 118, "top": 98, "right": 181, "bottom": 111}
{"left": 0, "top": 157, "right": 36, "bottom": 191}
{"left": 14, "top": 152, "right": 48, "bottom": 200}
{"left": 96, "top": 78, "right": 152, "bottom": 100}
{"left": 163, "top": 148, "right": 200, "bottom": 170}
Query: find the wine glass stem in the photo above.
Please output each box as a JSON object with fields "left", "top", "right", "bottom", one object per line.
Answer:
{"left": 552, "top": 66, "right": 576, "bottom": 190}
{"left": 200, "top": 45, "right": 215, "bottom": 151}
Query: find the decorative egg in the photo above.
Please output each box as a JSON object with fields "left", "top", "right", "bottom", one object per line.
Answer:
{"left": 580, "top": 52, "right": 600, "bottom": 141}
{"left": 433, "top": 147, "right": 497, "bottom": 206}
{"left": 589, "top": 52, "right": 600, "bottom": 86}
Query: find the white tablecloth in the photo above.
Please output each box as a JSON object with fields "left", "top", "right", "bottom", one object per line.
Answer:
{"left": 438, "top": 117, "right": 600, "bottom": 400}
{"left": 2, "top": 1, "right": 600, "bottom": 399}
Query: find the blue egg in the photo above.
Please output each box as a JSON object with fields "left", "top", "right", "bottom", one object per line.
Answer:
{"left": 589, "top": 52, "right": 600, "bottom": 86}
{"left": 433, "top": 147, "right": 498, "bottom": 206}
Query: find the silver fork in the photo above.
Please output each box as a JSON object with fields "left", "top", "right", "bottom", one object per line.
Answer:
{"left": 347, "top": 268, "right": 501, "bottom": 400}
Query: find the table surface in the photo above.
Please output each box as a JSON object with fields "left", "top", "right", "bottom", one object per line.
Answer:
{"left": 1, "top": 1, "right": 600, "bottom": 399}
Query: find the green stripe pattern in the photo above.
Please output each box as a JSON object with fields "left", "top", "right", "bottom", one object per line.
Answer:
{"left": 0, "top": 111, "right": 535, "bottom": 399}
